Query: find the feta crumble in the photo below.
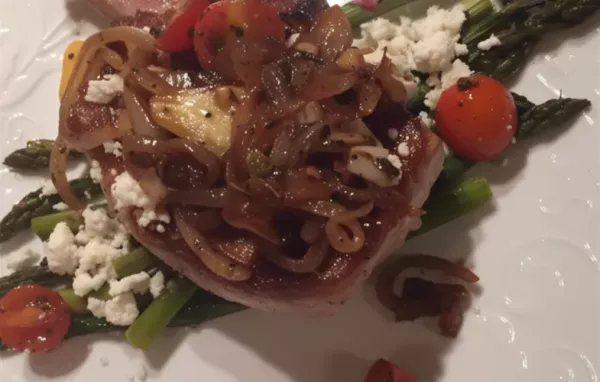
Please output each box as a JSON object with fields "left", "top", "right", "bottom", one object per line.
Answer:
{"left": 137, "top": 210, "right": 171, "bottom": 228}
{"left": 47, "top": 222, "right": 79, "bottom": 275}
{"left": 354, "top": 5, "right": 472, "bottom": 111}
{"left": 53, "top": 202, "right": 69, "bottom": 211}
{"left": 40, "top": 179, "right": 57, "bottom": 196}
{"left": 7, "top": 249, "right": 41, "bottom": 271}
{"left": 103, "top": 141, "right": 123, "bottom": 158}
{"left": 87, "top": 292, "right": 139, "bottom": 326}
{"left": 111, "top": 171, "right": 171, "bottom": 227}
{"left": 156, "top": 224, "right": 166, "bottom": 234}
{"left": 477, "top": 34, "right": 501, "bottom": 51}
{"left": 84, "top": 74, "right": 124, "bottom": 104}
{"left": 149, "top": 271, "right": 165, "bottom": 298}
{"left": 387, "top": 128, "right": 399, "bottom": 140}
{"left": 111, "top": 172, "right": 150, "bottom": 209}
{"left": 397, "top": 142, "right": 410, "bottom": 157}
{"left": 419, "top": 111, "right": 433, "bottom": 128}
{"left": 108, "top": 272, "right": 151, "bottom": 297}
{"left": 90, "top": 160, "right": 103, "bottom": 183}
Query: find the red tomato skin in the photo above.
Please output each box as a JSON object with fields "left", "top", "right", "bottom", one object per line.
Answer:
{"left": 364, "top": 359, "right": 417, "bottom": 382}
{"left": 155, "top": 0, "right": 212, "bottom": 52}
{"left": 0, "top": 285, "right": 71, "bottom": 352}
{"left": 193, "top": 0, "right": 285, "bottom": 77}
{"left": 435, "top": 74, "right": 518, "bottom": 162}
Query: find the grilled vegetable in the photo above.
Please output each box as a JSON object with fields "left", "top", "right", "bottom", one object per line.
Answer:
{"left": 0, "top": 177, "right": 101, "bottom": 243}
{"left": 3, "top": 139, "right": 81, "bottom": 171}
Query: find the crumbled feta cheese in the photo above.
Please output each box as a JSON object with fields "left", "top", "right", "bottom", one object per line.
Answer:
{"left": 387, "top": 128, "right": 399, "bottom": 140}
{"left": 425, "top": 59, "right": 473, "bottom": 109}
{"left": 73, "top": 268, "right": 110, "bottom": 296}
{"left": 413, "top": 31, "right": 456, "bottom": 73}
{"left": 84, "top": 74, "right": 124, "bottom": 104}
{"left": 149, "top": 271, "right": 165, "bottom": 298}
{"left": 111, "top": 172, "right": 171, "bottom": 227}
{"left": 386, "top": 154, "right": 403, "bottom": 171}
{"left": 507, "top": 124, "right": 513, "bottom": 131}
{"left": 88, "top": 292, "right": 139, "bottom": 326}
{"left": 156, "top": 224, "right": 166, "bottom": 233}
{"left": 142, "top": 26, "right": 151, "bottom": 33}
{"left": 354, "top": 5, "right": 471, "bottom": 111}
{"left": 397, "top": 142, "right": 410, "bottom": 157}
{"left": 454, "top": 43, "right": 468, "bottom": 56}
{"left": 47, "top": 222, "right": 78, "bottom": 275}
{"left": 40, "top": 179, "right": 57, "bottom": 196}
{"left": 105, "top": 292, "right": 139, "bottom": 326}
{"left": 7, "top": 249, "right": 41, "bottom": 271}
{"left": 137, "top": 210, "right": 170, "bottom": 228}
{"left": 440, "top": 59, "right": 473, "bottom": 89}
{"left": 48, "top": 206, "right": 130, "bottom": 297}
{"left": 53, "top": 202, "right": 69, "bottom": 211}
{"left": 103, "top": 141, "right": 123, "bottom": 157}
{"left": 109, "top": 272, "right": 151, "bottom": 296}
{"left": 90, "top": 160, "right": 103, "bottom": 183}
{"left": 110, "top": 168, "right": 117, "bottom": 176}
{"left": 84, "top": 190, "right": 92, "bottom": 200}
{"left": 419, "top": 111, "right": 433, "bottom": 128}
{"left": 477, "top": 34, "right": 501, "bottom": 51}
{"left": 111, "top": 172, "right": 150, "bottom": 209}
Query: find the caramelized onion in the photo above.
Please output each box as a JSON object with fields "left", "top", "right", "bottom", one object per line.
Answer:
{"left": 166, "top": 188, "right": 228, "bottom": 208}
{"left": 123, "top": 87, "right": 170, "bottom": 140}
{"left": 262, "top": 235, "right": 330, "bottom": 273}
{"left": 375, "top": 254, "right": 479, "bottom": 337}
{"left": 174, "top": 207, "right": 252, "bottom": 282}
{"left": 50, "top": 138, "right": 85, "bottom": 211}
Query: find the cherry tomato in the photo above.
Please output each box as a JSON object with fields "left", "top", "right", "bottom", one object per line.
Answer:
{"left": 0, "top": 285, "right": 71, "bottom": 352}
{"left": 435, "top": 73, "right": 518, "bottom": 162}
{"left": 155, "top": 0, "right": 212, "bottom": 52}
{"left": 364, "top": 359, "right": 417, "bottom": 382}
{"left": 193, "top": 0, "right": 285, "bottom": 78}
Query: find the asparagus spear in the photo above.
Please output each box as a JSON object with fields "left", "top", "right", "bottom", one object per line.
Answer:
{"left": 465, "top": 0, "right": 600, "bottom": 82}
{"left": 341, "top": 0, "right": 418, "bottom": 27}
{"left": 409, "top": 176, "right": 493, "bottom": 239}
{"left": 112, "top": 247, "right": 160, "bottom": 279}
{"left": 125, "top": 277, "right": 198, "bottom": 350}
{"left": 0, "top": 265, "right": 69, "bottom": 296}
{"left": 516, "top": 97, "right": 591, "bottom": 139}
{"left": 0, "top": 177, "right": 102, "bottom": 243}
{"left": 2, "top": 139, "right": 82, "bottom": 171}
{"left": 31, "top": 210, "right": 81, "bottom": 241}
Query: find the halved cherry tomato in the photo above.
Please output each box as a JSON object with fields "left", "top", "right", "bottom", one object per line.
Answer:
{"left": 194, "top": 0, "right": 285, "bottom": 78}
{"left": 364, "top": 359, "right": 417, "bottom": 382}
{"left": 435, "top": 73, "right": 518, "bottom": 162}
{"left": 0, "top": 285, "right": 71, "bottom": 352}
{"left": 155, "top": 0, "right": 212, "bottom": 52}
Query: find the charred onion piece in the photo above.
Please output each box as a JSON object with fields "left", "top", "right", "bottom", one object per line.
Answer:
{"left": 375, "top": 254, "right": 479, "bottom": 337}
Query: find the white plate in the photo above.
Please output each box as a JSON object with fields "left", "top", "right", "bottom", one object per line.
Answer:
{"left": 1, "top": 1, "right": 599, "bottom": 381}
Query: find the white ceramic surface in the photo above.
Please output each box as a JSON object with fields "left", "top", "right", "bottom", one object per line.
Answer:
{"left": 1, "top": 1, "right": 599, "bottom": 381}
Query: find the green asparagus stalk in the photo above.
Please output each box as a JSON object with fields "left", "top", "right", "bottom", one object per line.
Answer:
{"left": 342, "top": 0, "right": 418, "bottom": 27}
{"left": 112, "top": 247, "right": 160, "bottom": 279}
{"left": 31, "top": 210, "right": 81, "bottom": 241}
{"left": 58, "top": 288, "right": 89, "bottom": 315}
{"left": 516, "top": 97, "right": 592, "bottom": 139}
{"left": 0, "top": 265, "right": 69, "bottom": 296}
{"left": 511, "top": 92, "right": 536, "bottom": 116}
{"left": 125, "top": 277, "right": 198, "bottom": 350}
{"left": 465, "top": 0, "right": 600, "bottom": 82}
{"left": 409, "top": 176, "right": 493, "bottom": 239}
{"left": 0, "top": 177, "right": 102, "bottom": 243}
{"left": 2, "top": 139, "right": 82, "bottom": 171}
